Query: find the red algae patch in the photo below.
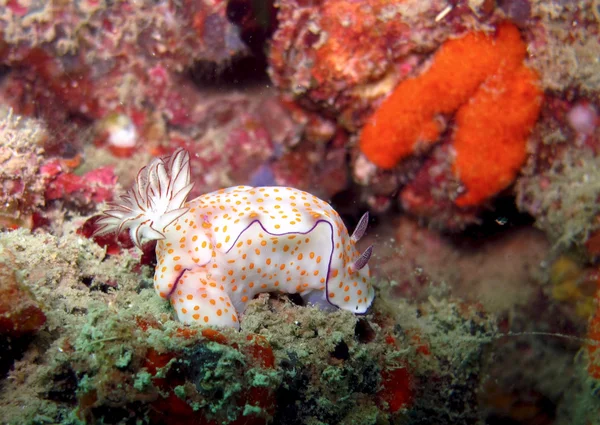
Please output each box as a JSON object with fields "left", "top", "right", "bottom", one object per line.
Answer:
{"left": 359, "top": 22, "right": 542, "bottom": 206}
{"left": 588, "top": 280, "right": 600, "bottom": 380}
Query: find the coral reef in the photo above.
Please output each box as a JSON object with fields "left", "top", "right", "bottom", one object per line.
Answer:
{"left": 354, "top": 21, "right": 542, "bottom": 229}
{"left": 365, "top": 216, "right": 600, "bottom": 424}
{"left": 0, "top": 109, "right": 47, "bottom": 228}
{"left": 516, "top": 99, "right": 600, "bottom": 255}
{"left": 0, "top": 108, "right": 117, "bottom": 230}
{"left": 0, "top": 0, "right": 599, "bottom": 424}
{"left": 269, "top": 0, "right": 600, "bottom": 233}
{"left": 0, "top": 228, "right": 497, "bottom": 425}
{"left": 0, "top": 0, "right": 286, "bottom": 197}
{"left": 269, "top": 0, "right": 455, "bottom": 128}
{"left": 0, "top": 0, "right": 248, "bottom": 118}
{"left": 359, "top": 22, "right": 542, "bottom": 207}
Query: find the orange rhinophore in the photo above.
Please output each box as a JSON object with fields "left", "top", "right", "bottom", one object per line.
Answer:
{"left": 359, "top": 22, "right": 542, "bottom": 206}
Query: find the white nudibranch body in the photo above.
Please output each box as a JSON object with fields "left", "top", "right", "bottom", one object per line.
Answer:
{"left": 96, "top": 149, "right": 375, "bottom": 329}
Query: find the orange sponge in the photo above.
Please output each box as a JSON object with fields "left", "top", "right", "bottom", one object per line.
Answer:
{"left": 452, "top": 64, "right": 541, "bottom": 206}
{"left": 359, "top": 22, "right": 542, "bottom": 206}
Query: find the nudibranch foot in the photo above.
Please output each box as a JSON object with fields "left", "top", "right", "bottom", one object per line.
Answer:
{"left": 170, "top": 268, "right": 239, "bottom": 329}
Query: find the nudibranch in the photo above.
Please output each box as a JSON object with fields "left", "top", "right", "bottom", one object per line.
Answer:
{"left": 96, "top": 149, "right": 375, "bottom": 329}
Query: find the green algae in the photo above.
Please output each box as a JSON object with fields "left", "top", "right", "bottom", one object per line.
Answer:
{"left": 518, "top": 150, "right": 600, "bottom": 252}
{"left": 1, "top": 224, "right": 597, "bottom": 424}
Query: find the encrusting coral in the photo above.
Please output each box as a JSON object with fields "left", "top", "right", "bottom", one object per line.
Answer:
{"left": 96, "top": 149, "right": 375, "bottom": 328}
{"left": 0, "top": 109, "right": 47, "bottom": 226}
{"left": 359, "top": 22, "right": 543, "bottom": 206}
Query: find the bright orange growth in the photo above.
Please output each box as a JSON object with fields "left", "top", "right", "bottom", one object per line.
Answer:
{"left": 359, "top": 22, "right": 542, "bottom": 206}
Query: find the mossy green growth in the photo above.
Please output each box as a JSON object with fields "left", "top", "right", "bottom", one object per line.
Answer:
{"left": 133, "top": 370, "right": 153, "bottom": 391}
{"left": 517, "top": 149, "right": 600, "bottom": 252}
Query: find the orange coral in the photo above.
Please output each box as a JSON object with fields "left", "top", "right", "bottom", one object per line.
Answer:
{"left": 359, "top": 22, "right": 542, "bottom": 206}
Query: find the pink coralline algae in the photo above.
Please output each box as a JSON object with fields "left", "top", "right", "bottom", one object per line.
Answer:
{"left": 268, "top": 0, "right": 464, "bottom": 130}
{"left": 0, "top": 109, "right": 47, "bottom": 227}
{"left": 43, "top": 162, "right": 117, "bottom": 208}
{"left": 0, "top": 0, "right": 250, "bottom": 153}
{"left": 0, "top": 108, "right": 119, "bottom": 230}
{"left": 96, "top": 149, "right": 374, "bottom": 328}
{"left": 0, "top": 0, "right": 354, "bottom": 214}
{"left": 159, "top": 92, "right": 281, "bottom": 195}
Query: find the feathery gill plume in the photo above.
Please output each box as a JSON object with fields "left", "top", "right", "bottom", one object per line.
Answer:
{"left": 95, "top": 148, "right": 194, "bottom": 248}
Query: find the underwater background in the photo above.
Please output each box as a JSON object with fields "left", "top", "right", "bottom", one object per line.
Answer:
{"left": 0, "top": 0, "right": 599, "bottom": 424}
